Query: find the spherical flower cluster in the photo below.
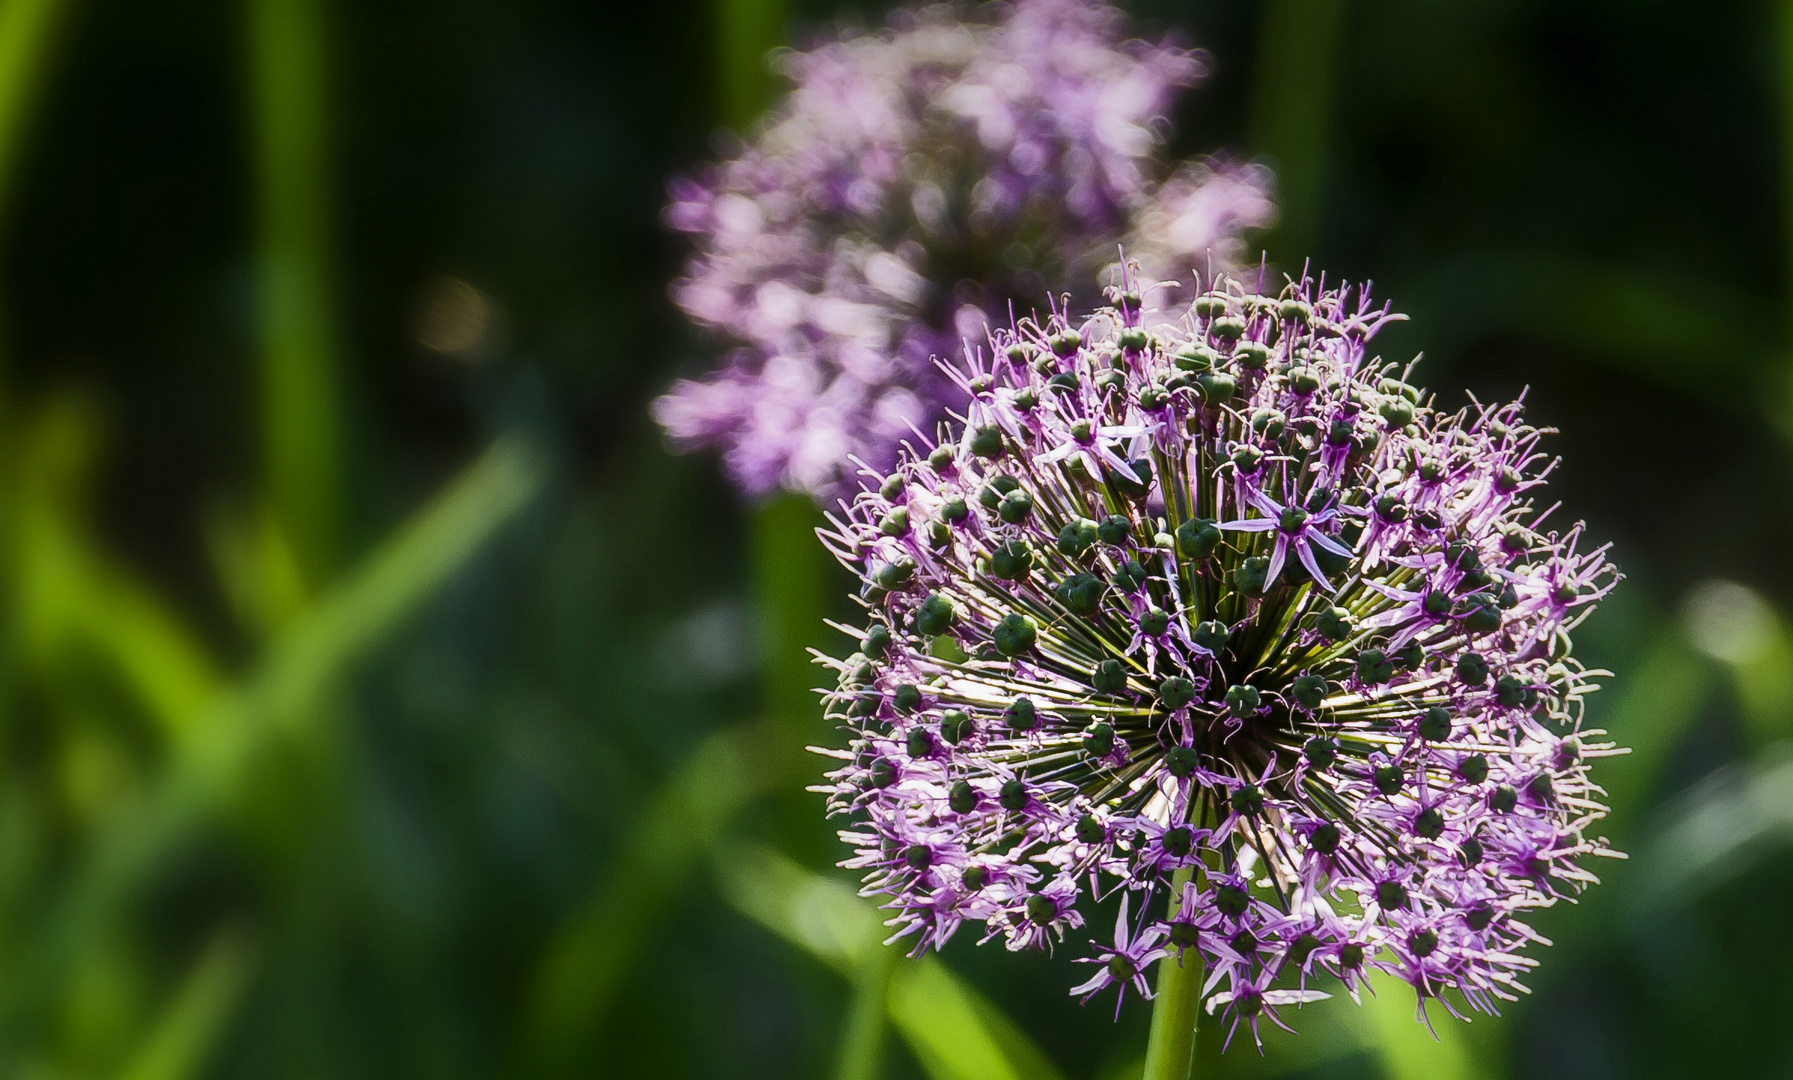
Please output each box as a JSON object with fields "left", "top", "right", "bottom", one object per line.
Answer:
{"left": 653, "top": 0, "right": 1274, "bottom": 498}
{"left": 814, "top": 268, "right": 1621, "bottom": 1042}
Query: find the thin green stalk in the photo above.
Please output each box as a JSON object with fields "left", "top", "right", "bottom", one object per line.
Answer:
{"left": 251, "top": 0, "right": 342, "bottom": 589}
{"left": 1249, "top": 0, "right": 1349, "bottom": 263}
{"left": 1141, "top": 868, "right": 1202, "bottom": 1080}
{"left": 716, "top": 0, "right": 786, "bottom": 130}
{"left": 832, "top": 945, "right": 895, "bottom": 1080}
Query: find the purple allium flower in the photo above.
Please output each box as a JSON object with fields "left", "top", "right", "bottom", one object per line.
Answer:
{"left": 814, "top": 267, "right": 1622, "bottom": 1046}
{"left": 652, "top": 0, "right": 1274, "bottom": 498}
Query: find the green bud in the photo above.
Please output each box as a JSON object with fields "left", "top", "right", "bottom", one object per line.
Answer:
{"left": 1139, "top": 607, "right": 1170, "bottom": 636}
{"left": 1194, "top": 293, "right": 1231, "bottom": 319}
{"left": 1527, "top": 773, "right": 1555, "bottom": 803}
{"left": 1158, "top": 676, "right": 1196, "bottom": 710}
{"left": 1057, "top": 518, "right": 1099, "bottom": 557}
{"left": 1235, "top": 555, "right": 1272, "bottom": 597}
{"left": 1136, "top": 383, "right": 1169, "bottom": 410}
{"left": 998, "top": 489, "right": 1034, "bottom": 524}
{"left": 1410, "top": 928, "right": 1439, "bottom": 957}
{"left": 906, "top": 727, "right": 932, "bottom": 758}
{"left": 1235, "top": 341, "right": 1271, "bottom": 370}
{"left": 927, "top": 445, "right": 955, "bottom": 471}
{"left": 999, "top": 778, "right": 1029, "bottom": 811}
{"left": 940, "top": 709, "right": 972, "bottom": 744}
{"left": 1118, "top": 327, "right": 1149, "bottom": 350}
{"left": 1165, "top": 746, "right": 1198, "bottom": 777}
{"left": 1230, "top": 783, "right": 1264, "bottom": 815}
{"left": 1394, "top": 641, "right": 1426, "bottom": 671}
{"left": 1376, "top": 880, "right": 1409, "bottom": 910}
{"left": 1112, "top": 559, "right": 1148, "bottom": 591}
{"left": 1419, "top": 707, "right": 1452, "bottom": 740}
{"left": 1287, "top": 366, "right": 1320, "bottom": 394}
{"left": 1196, "top": 371, "right": 1236, "bottom": 404}
{"left": 1054, "top": 573, "right": 1104, "bottom": 615}
{"left": 989, "top": 540, "right": 1033, "bottom": 581}
{"left": 1465, "top": 902, "right": 1494, "bottom": 930}
{"left": 1456, "top": 652, "right": 1489, "bottom": 685}
{"left": 1491, "top": 784, "right": 1518, "bottom": 813}
{"left": 1373, "top": 764, "right": 1404, "bottom": 796}
{"left": 893, "top": 684, "right": 922, "bottom": 713}
{"left": 1004, "top": 697, "right": 1038, "bottom": 733}
{"left": 1304, "top": 735, "right": 1337, "bottom": 768}
{"left": 1378, "top": 399, "right": 1415, "bottom": 428}
{"left": 874, "top": 559, "right": 916, "bottom": 591}
{"left": 1250, "top": 408, "right": 1286, "bottom": 439}
{"left": 1013, "top": 387, "right": 1038, "bottom": 412}
{"left": 1279, "top": 299, "right": 1312, "bottom": 324}
{"left": 1097, "top": 514, "right": 1133, "bottom": 545}
{"left": 1316, "top": 605, "right": 1355, "bottom": 640}
{"left": 1076, "top": 814, "right": 1105, "bottom": 844}
{"left": 870, "top": 757, "right": 898, "bottom": 789}
{"left": 1309, "top": 822, "right": 1341, "bottom": 853}
{"left": 1415, "top": 808, "right": 1445, "bottom": 839}
{"left": 1091, "top": 659, "right": 1128, "bottom": 695}
{"left": 903, "top": 844, "right": 932, "bottom": 870}
{"left": 879, "top": 506, "right": 911, "bottom": 536}
{"left": 1375, "top": 494, "right": 1408, "bottom": 522}
{"left": 1192, "top": 619, "right": 1230, "bottom": 653}
{"left": 1225, "top": 684, "right": 1262, "bottom": 718}
{"left": 939, "top": 497, "right": 969, "bottom": 524}
{"left": 1025, "top": 894, "right": 1058, "bottom": 924}
{"left": 992, "top": 613, "right": 1037, "bottom": 656}
{"left": 1083, "top": 722, "right": 1116, "bottom": 758}
{"left": 1340, "top": 943, "right": 1365, "bottom": 968}
{"left": 1293, "top": 674, "right": 1330, "bottom": 710}
{"left": 1162, "top": 825, "right": 1195, "bottom": 857}
{"left": 1049, "top": 329, "right": 1081, "bottom": 355}
{"left": 1215, "top": 883, "right": 1250, "bottom": 918}
{"left": 949, "top": 780, "right": 977, "bottom": 814}
{"left": 1458, "top": 753, "right": 1489, "bottom": 784}
{"left": 969, "top": 425, "right": 1005, "bottom": 458}
{"left": 862, "top": 623, "right": 892, "bottom": 660}
{"left": 1175, "top": 517, "right": 1221, "bottom": 558}
{"left": 914, "top": 593, "right": 955, "bottom": 636}
{"left": 1208, "top": 315, "right": 1246, "bottom": 341}
{"left": 1460, "top": 837, "right": 1485, "bottom": 868}
{"left": 1495, "top": 674, "right": 1527, "bottom": 707}
{"left": 1356, "top": 648, "right": 1394, "bottom": 685}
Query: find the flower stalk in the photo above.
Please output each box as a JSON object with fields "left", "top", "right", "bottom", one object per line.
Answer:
{"left": 1142, "top": 868, "right": 1202, "bottom": 1080}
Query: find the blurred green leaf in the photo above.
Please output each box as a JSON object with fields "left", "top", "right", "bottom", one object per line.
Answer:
{"left": 0, "top": 0, "right": 69, "bottom": 220}
{"left": 1250, "top": 0, "right": 1347, "bottom": 261}
{"left": 716, "top": 842, "right": 1066, "bottom": 1080}
{"left": 0, "top": 437, "right": 546, "bottom": 1058}
{"left": 114, "top": 928, "right": 256, "bottom": 1080}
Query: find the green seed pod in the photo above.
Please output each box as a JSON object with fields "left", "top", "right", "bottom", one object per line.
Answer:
{"left": 1097, "top": 514, "right": 1133, "bottom": 545}
{"left": 1250, "top": 408, "right": 1286, "bottom": 439}
{"left": 1054, "top": 573, "right": 1104, "bottom": 615}
{"left": 1304, "top": 736, "right": 1338, "bottom": 768}
{"left": 1192, "top": 619, "right": 1230, "bottom": 653}
{"left": 1136, "top": 384, "right": 1169, "bottom": 411}
{"left": 1465, "top": 902, "right": 1494, "bottom": 930}
{"left": 1083, "top": 722, "right": 1116, "bottom": 757}
{"left": 1373, "top": 764, "right": 1404, "bottom": 796}
{"left": 949, "top": 780, "right": 978, "bottom": 814}
{"left": 1112, "top": 560, "right": 1148, "bottom": 591}
{"left": 1005, "top": 697, "right": 1038, "bottom": 732}
{"left": 1076, "top": 814, "right": 1105, "bottom": 844}
{"left": 1049, "top": 329, "right": 1081, "bottom": 355}
{"left": 914, "top": 593, "right": 955, "bottom": 636}
{"left": 1225, "top": 684, "right": 1262, "bottom": 718}
{"left": 1495, "top": 674, "right": 1527, "bottom": 707}
{"left": 1458, "top": 753, "right": 1489, "bottom": 784}
{"left": 940, "top": 709, "right": 972, "bottom": 744}
{"left": 1158, "top": 676, "right": 1196, "bottom": 710}
{"left": 1288, "top": 366, "right": 1321, "bottom": 394}
{"left": 1491, "top": 784, "right": 1518, "bottom": 813}
{"left": 893, "top": 684, "right": 922, "bottom": 714}
{"left": 1215, "top": 883, "right": 1250, "bottom": 918}
{"left": 1057, "top": 518, "right": 1099, "bottom": 557}
{"left": 927, "top": 445, "right": 955, "bottom": 471}
{"left": 1175, "top": 517, "right": 1221, "bottom": 558}
{"left": 998, "top": 489, "right": 1034, "bottom": 524}
{"left": 1025, "top": 894, "right": 1058, "bottom": 924}
{"left": 1456, "top": 652, "right": 1490, "bottom": 685}
{"left": 1091, "top": 659, "right": 1128, "bottom": 695}
{"left": 1527, "top": 773, "right": 1554, "bottom": 803}
{"left": 906, "top": 728, "right": 932, "bottom": 758}
{"left": 1460, "top": 837, "right": 1485, "bottom": 868}
{"left": 1235, "top": 556, "right": 1271, "bottom": 597}
{"left": 1375, "top": 494, "right": 1408, "bottom": 522}
{"left": 870, "top": 757, "right": 898, "bottom": 789}
{"left": 1316, "top": 605, "right": 1355, "bottom": 640}
{"left": 1378, "top": 399, "right": 1415, "bottom": 428}
{"left": 1139, "top": 607, "right": 1170, "bottom": 636}
{"left": 989, "top": 540, "right": 1033, "bottom": 581}
{"left": 1376, "top": 880, "right": 1409, "bottom": 910}
{"left": 874, "top": 559, "right": 916, "bottom": 591}
{"left": 1394, "top": 641, "right": 1426, "bottom": 671}
{"left": 1289, "top": 671, "right": 1333, "bottom": 711}
{"left": 1196, "top": 371, "right": 1236, "bottom": 404}
{"left": 1235, "top": 341, "right": 1271, "bottom": 370}
{"left": 1013, "top": 387, "right": 1039, "bottom": 412}
{"left": 879, "top": 506, "right": 911, "bottom": 536}
{"left": 1165, "top": 746, "right": 1198, "bottom": 777}
{"left": 969, "top": 425, "right": 1005, "bottom": 458}
{"left": 862, "top": 623, "right": 893, "bottom": 661}
{"left": 1118, "top": 327, "right": 1149, "bottom": 350}
{"left": 992, "top": 613, "right": 1037, "bottom": 656}
{"left": 1230, "top": 783, "right": 1265, "bottom": 816}
{"left": 1356, "top": 648, "right": 1394, "bottom": 685}
{"left": 939, "top": 496, "right": 970, "bottom": 524}
{"left": 1194, "top": 294, "right": 1231, "bottom": 319}
{"left": 1418, "top": 707, "right": 1452, "bottom": 741}
{"left": 1208, "top": 315, "right": 1246, "bottom": 341}
{"left": 1415, "top": 808, "right": 1445, "bottom": 839}
{"left": 1411, "top": 928, "right": 1439, "bottom": 957}
{"left": 1309, "top": 822, "right": 1341, "bottom": 853}
{"left": 1000, "top": 778, "right": 1030, "bottom": 811}
{"left": 1279, "top": 299, "right": 1312, "bottom": 324}
{"left": 904, "top": 844, "right": 932, "bottom": 870}
{"left": 1162, "top": 825, "right": 1195, "bottom": 857}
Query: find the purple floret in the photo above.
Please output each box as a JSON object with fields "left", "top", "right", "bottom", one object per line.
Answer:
{"left": 813, "top": 264, "right": 1622, "bottom": 1045}
{"left": 653, "top": 0, "right": 1274, "bottom": 498}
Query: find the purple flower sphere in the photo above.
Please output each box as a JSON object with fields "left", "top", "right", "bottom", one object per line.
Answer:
{"left": 653, "top": 0, "right": 1273, "bottom": 498}
{"left": 815, "top": 268, "right": 1622, "bottom": 1044}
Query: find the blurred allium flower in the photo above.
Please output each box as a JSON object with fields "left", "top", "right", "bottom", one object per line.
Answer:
{"left": 652, "top": 0, "right": 1274, "bottom": 498}
{"left": 815, "top": 268, "right": 1622, "bottom": 1043}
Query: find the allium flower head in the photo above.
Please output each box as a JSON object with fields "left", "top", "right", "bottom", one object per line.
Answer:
{"left": 815, "top": 268, "right": 1622, "bottom": 1043}
{"left": 654, "top": 0, "right": 1273, "bottom": 498}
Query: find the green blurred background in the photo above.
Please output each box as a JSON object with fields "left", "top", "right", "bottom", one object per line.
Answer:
{"left": 0, "top": 0, "right": 1789, "bottom": 1077}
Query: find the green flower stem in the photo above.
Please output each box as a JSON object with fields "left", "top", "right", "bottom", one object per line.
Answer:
{"left": 1141, "top": 867, "right": 1203, "bottom": 1080}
